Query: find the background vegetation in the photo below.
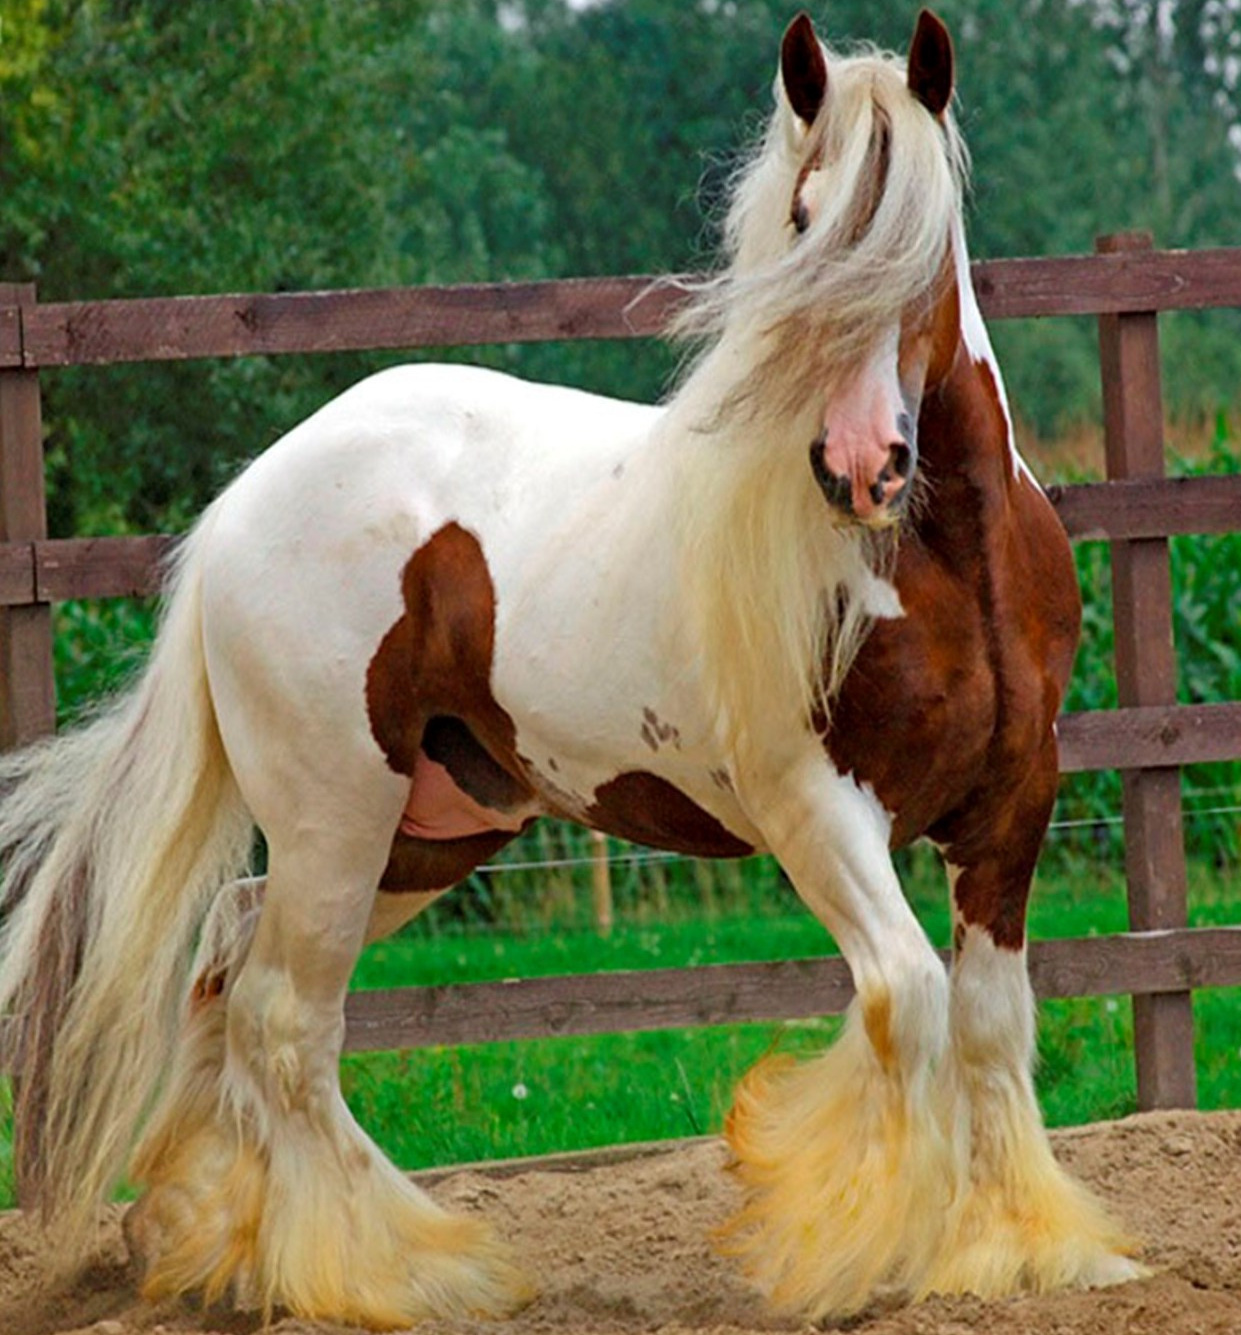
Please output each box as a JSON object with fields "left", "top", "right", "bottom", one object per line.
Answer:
{"left": 0, "top": 0, "right": 1239, "bottom": 1188}
{"left": 5, "top": 0, "right": 1241, "bottom": 537}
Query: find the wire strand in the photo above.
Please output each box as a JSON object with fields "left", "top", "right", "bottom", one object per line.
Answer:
{"left": 473, "top": 800, "right": 1240, "bottom": 876}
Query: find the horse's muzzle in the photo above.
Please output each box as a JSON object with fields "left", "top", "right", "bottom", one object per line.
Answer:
{"left": 810, "top": 430, "right": 915, "bottom": 526}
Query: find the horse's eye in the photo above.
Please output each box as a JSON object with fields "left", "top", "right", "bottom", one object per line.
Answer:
{"left": 791, "top": 199, "right": 811, "bottom": 235}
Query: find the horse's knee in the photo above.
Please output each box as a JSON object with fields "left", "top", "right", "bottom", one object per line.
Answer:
{"left": 950, "top": 925, "right": 1034, "bottom": 1070}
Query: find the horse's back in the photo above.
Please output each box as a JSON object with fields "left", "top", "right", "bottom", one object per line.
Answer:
{"left": 197, "top": 363, "right": 659, "bottom": 627}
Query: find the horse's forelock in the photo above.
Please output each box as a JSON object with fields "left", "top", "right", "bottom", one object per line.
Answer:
{"left": 672, "top": 49, "right": 968, "bottom": 431}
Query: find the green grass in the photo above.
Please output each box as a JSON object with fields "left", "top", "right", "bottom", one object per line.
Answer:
{"left": 332, "top": 849, "right": 1241, "bottom": 1177}
{"left": 0, "top": 835, "right": 1236, "bottom": 1209}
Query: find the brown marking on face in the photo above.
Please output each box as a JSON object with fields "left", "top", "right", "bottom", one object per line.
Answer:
{"left": 789, "top": 105, "right": 891, "bottom": 245}
{"left": 790, "top": 143, "right": 824, "bottom": 233}
{"left": 366, "top": 522, "right": 538, "bottom": 890}
{"left": 190, "top": 969, "right": 226, "bottom": 1011}
{"left": 843, "top": 105, "right": 892, "bottom": 246}
{"left": 585, "top": 772, "right": 752, "bottom": 858}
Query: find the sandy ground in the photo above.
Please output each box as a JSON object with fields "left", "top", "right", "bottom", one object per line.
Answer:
{"left": 2, "top": 1109, "right": 1240, "bottom": 1335}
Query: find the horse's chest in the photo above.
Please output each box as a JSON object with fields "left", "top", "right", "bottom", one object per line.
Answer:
{"left": 826, "top": 580, "right": 997, "bottom": 847}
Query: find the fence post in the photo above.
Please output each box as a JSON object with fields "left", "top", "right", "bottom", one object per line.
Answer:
{"left": 1095, "top": 232, "right": 1195, "bottom": 1111}
{"left": 0, "top": 282, "right": 55, "bottom": 748}
{"left": 590, "top": 831, "right": 614, "bottom": 937}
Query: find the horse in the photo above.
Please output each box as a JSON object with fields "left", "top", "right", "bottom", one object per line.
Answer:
{"left": 0, "top": 9, "right": 1143, "bottom": 1327}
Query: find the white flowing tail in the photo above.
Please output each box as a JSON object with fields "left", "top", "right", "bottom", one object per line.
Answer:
{"left": 0, "top": 512, "right": 253, "bottom": 1254}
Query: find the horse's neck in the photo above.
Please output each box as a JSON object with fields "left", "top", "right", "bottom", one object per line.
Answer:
{"left": 913, "top": 341, "right": 1025, "bottom": 558}
{"left": 656, "top": 349, "right": 878, "bottom": 752}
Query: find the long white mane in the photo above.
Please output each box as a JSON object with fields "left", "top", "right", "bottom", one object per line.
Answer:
{"left": 665, "top": 42, "right": 969, "bottom": 756}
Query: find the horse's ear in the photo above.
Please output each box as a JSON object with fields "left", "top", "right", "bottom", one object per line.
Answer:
{"left": 780, "top": 12, "right": 828, "bottom": 128}
{"left": 907, "top": 9, "right": 954, "bottom": 117}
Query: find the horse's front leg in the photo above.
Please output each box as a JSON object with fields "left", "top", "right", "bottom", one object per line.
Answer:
{"left": 925, "top": 741, "right": 1144, "bottom": 1299}
{"left": 723, "top": 752, "right": 955, "bottom": 1319}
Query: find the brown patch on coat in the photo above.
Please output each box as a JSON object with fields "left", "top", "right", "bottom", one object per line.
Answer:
{"left": 639, "top": 708, "right": 682, "bottom": 753}
{"left": 379, "top": 828, "right": 519, "bottom": 893}
{"left": 937, "top": 736, "right": 1062, "bottom": 950}
{"left": 585, "top": 772, "right": 753, "bottom": 859}
{"left": 366, "top": 522, "right": 537, "bottom": 892}
{"left": 826, "top": 318, "right": 1081, "bottom": 952}
{"left": 421, "top": 714, "right": 531, "bottom": 813}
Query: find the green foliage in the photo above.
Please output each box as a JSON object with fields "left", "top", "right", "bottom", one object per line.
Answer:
{"left": 1049, "top": 429, "right": 1241, "bottom": 865}
{"left": 53, "top": 597, "right": 156, "bottom": 723}
{"left": 6, "top": 0, "right": 1241, "bottom": 521}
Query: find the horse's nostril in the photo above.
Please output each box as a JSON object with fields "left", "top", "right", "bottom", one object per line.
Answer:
{"left": 890, "top": 442, "right": 913, "bottom": 479}
{"left": 809, "top": 440, "right": 853, "bottom": 513}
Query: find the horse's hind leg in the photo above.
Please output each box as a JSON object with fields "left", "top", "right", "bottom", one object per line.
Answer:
{"left": 128, "top": 778, "right": 531, "bottom": 1325}
{"left": 925, "top": 743, "right": 1144, "bottom": 1298}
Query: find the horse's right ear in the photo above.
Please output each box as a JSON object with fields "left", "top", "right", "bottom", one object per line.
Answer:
{"left": 780, "top": 13, "right": 828, "bottom": 128}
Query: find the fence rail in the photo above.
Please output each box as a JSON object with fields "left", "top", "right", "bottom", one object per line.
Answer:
{"left": 2, "top": 234, "right": 1239, "bottom": 1113}
{"left": 6, "top": 245, "right": 1241, "bottom": 370}
{"left": 343, "top": 926, "right": 1241, "bottom": 1053}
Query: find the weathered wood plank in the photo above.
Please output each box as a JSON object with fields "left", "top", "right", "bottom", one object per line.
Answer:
{"left": 0, "top": 283, "right": 55, "bottom": 749}
{"left": 0, "top": 304, "right": 20, "bottom": 369}
{"left": 12, "top": 247, "right": 1241, "bottom": 369}
{"left": 1029, "top": 928, "right": 1241, "bottom": 999}
{"left": 1047, "top": 474, "right": 1241, "bottom": 541}
{"left": 973, "top": 245, "right": 1241, "bottom": 319}
{"left": 19, "top": 278, "right": 688, "bottom": 366}
{"left": 1056, "top": 701, "right": 1241, "bottom": 773}
{"left": 0, "top": 543, "right": 34, "bottom": 606}
{"left": 34, "top": 535, "right": 176, "bottom": 601}
{"left": 340, "top": 927, "right": 1241, "bottom": 1053}
{"left": 1097, "top": 231, "right": 1195, "bottom": 1113}
{"left": 343, "top": 957, "right": 858, "bottom": 1053}
{"left": 2, "top": 475, "right": 1236, "bottom": 608}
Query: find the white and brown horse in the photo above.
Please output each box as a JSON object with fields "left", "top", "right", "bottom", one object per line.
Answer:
{"left": 0, "top": 10, "right": 1141, "bottom": 1327}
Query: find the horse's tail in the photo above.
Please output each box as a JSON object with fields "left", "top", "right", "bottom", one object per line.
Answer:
{"left": 0, "top": 508, "right": 253, "bottom": 1254}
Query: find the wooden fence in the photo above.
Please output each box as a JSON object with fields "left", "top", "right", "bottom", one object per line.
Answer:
{"left": 2, "top": 231, "right": 1241, "bottom": 1115}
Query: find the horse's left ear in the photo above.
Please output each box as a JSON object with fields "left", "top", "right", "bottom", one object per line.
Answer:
{"left": 907, "top": 9, "right": 954, "bottom": 117}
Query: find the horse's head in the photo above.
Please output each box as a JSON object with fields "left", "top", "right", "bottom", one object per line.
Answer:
{"left": 668, "top": 12, "right": 982, "bottom": 748}
{"left": 776, "top": 10, "right": 966, "bottom": 528}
